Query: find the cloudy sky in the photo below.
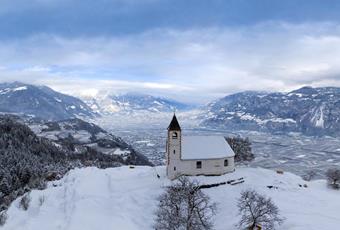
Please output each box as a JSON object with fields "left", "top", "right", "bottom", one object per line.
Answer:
{"left": 1, "top": 0, "right": 340, "bottom": 103}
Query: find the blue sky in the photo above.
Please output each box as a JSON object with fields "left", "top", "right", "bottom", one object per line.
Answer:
{"left": 1, "top": 0, "right": 340, "bottom": 103}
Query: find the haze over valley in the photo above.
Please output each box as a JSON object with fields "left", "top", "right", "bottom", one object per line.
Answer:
{"left": 1, "top": 81, "right": 339, "bottom": 179}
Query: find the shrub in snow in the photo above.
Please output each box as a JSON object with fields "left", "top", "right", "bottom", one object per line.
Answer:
{"left": 302, "top": 170, "right": 317, "bottom": 181}
{"left": 19, "top": 193, "right": 31, "bottom": 211}
{"left": 154, "top": 177, "right": 216, "bottom": 230}
{"left": 237, "top": 189, "right": 283, "bottom": 230}
{"left": 45, "top": 172, "right": 61, "bottom": 181}
{"left": 326, "top": 168, "right": 340, "bottom": 189}
{"left": 0, "top": 211, "right": 7, "bottom": 226}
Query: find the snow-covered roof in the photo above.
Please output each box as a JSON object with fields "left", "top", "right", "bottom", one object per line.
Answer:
{"left": 181, "top": 136, "right": 235, "bottom": 160}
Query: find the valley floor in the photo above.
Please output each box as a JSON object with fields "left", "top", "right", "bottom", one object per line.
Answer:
{"left": 108, "top": 126, "right": 340, "bottom": 178}
{"left": 3, "top": 166, "right": 340, "bottom": 230}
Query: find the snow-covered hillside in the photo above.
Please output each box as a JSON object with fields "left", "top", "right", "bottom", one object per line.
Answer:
{"left": 27, "top": 118, "right": 151, "bottom": 166}
{"left": 3, "top": 166, "right": 340, "bottom": 230}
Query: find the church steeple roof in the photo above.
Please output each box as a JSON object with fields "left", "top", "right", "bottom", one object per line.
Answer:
{"left": 168, "top": 114, "right": 181, "bottom": 131}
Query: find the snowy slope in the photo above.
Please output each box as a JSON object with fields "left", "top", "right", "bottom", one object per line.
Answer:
{"left": 3, "top": 166, "right": 340, "bottom": 230}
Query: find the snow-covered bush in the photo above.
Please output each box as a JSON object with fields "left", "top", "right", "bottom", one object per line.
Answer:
{"left": 154, "top": 177, "right": 216, "bottom": 230}
{"left": 237, "top": 189, "right": 283, "bottom": 230}
{"left": 326, "top": 168, "right": 340, "bottom": 189}
{"left": 19, "top": 193, "right": 31, "bottom": 211}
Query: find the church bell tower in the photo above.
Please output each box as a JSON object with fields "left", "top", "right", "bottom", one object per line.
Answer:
{"left": 166, "top": 114, "right": 181, "bottom": 179}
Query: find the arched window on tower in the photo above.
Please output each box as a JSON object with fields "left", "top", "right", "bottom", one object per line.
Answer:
{"left": 172, "top": 132, "right": 178, "bottom": 139}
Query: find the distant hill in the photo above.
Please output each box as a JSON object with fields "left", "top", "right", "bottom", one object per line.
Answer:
{"left": 201, "top": 86, "right": 340, "bottom": 136}
{"left": 0, "top": 82, "right": 97, "bottom": 121}
{"left": 28, "top": 117, "right": 151, "bottom": 166}
{"left": 83, "top": 92, "right": 193, "bottom": 115}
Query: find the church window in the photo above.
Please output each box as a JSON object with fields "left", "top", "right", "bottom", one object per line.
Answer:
{"left": 174, "top": 166, "right": 176, "bottom": 171}
{"left": 172, "top": 132, "right": 178, "bottom": 139}
{"left": 196, "top": 161, "right": 202, "bottom": 169}
{"left": 173, "top": 150, "right": 176, "bottom": 154}
{"left": 224, "top": 159, "right": 228, "bottom": 166}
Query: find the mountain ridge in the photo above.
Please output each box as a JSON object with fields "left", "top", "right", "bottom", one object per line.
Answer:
{"left": 201, "top": 86, "right": 340, "bottom": 136}
{"left": 0, "top": 82, "right": 98, "bottom": 121}
{"left": 82, "top": 92, "right": 194, "bottom": 115}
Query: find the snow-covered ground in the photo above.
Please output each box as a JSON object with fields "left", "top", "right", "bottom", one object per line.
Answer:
{"left": 3, "top": 166, "right": 340, "bottom": 230}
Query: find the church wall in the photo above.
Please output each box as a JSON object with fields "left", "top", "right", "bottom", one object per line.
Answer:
{"left": 167, "top": 156, "right": 235, "bottom": 180}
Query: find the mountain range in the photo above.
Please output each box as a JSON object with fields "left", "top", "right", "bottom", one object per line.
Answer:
{"left": 0, "top": 82, "right": 97, "bottom": 121}
{"left": 82, "top": 92, "right": 192, "bottom": 115}
{"left": 1, "top": 82, "right": 340, "bottom": 136}
{"left": 201, "top": 86, "right": 340, "bottom": 136}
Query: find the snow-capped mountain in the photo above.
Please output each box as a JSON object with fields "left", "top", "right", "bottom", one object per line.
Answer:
{"left": 0, "top": 82, "right": 97, "bottom": 121}
{"left": 83, "top": 92, "right": 192, "bottom": 115}
{"left": 201, "top": 86, "right": 340, "bottom": 136}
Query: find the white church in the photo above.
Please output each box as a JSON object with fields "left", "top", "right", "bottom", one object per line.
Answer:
{"left": 166, "top": 114, "right": 235, "bottom": 180}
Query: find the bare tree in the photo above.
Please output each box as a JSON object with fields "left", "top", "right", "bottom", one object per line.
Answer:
{"left": 326, "top": 168, "right": 340, "bottom": 189}
{"left": 237, "top": 189, "right": 283, "bottom": 230}
{"left": 154, "top": 177, "right": 216, "bottom": 230}
{"left": 226, "top": 137, "right": 254, "bottom": 162}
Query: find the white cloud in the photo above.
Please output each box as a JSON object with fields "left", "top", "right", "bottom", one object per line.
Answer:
{"left": 1, "top": 22, "right": 340, "bottom": 103}
{"left": 23, "top": 65, "right": 51, "bottom": 72}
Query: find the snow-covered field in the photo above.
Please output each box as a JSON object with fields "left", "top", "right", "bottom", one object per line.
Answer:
{"left": 3, "top": 166, "right": 340, "bottom": 230}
